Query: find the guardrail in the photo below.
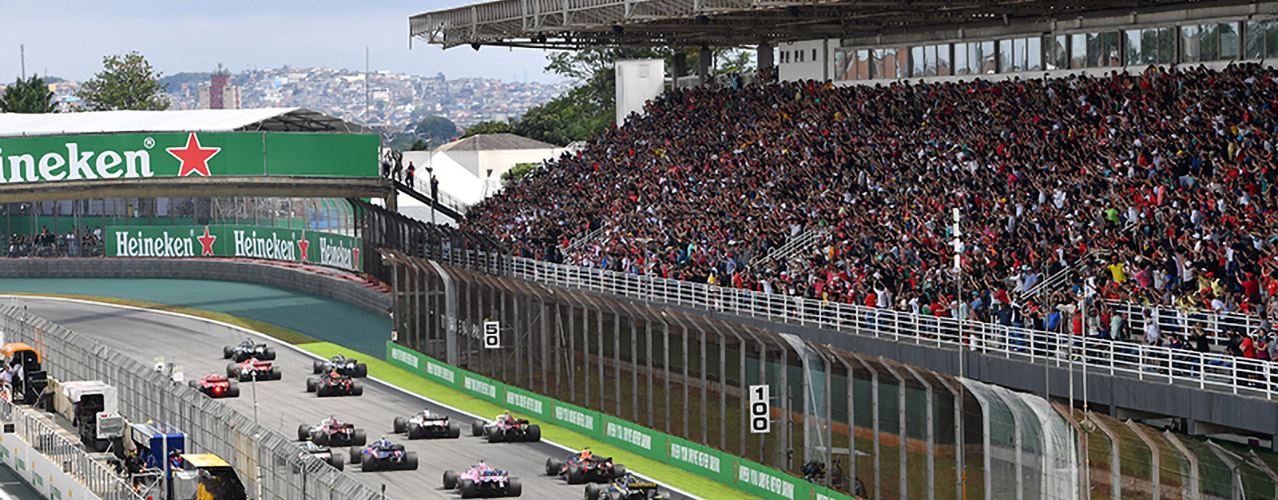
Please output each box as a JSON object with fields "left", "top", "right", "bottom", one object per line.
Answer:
{"left": 501, "top": 256, "right": 1277, "bottom": 400}
{"left": 0, "top": 306, "right": 384, "bottom": 500}
{"left": 0, "top": 398, "right": 141, "bottom": 500}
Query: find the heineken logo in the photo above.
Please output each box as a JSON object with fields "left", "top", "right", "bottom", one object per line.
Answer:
{"left": 318, "top": 236, "right": 359, "bottom": 269}
{"left": 106, "top": 224, "right": 363, "bottom": 271}
{"left": 116, "top": 229, "right": 200, "bottom": 257}
{"left": 0, "top": 132, "right": 221, "bottom": 183}
{"left": 233, "top": 230, "right": 297, "bottom": 261}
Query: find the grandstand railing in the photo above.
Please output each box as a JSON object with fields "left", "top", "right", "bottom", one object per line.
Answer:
{"left": 503, "top": 256, "right": 1277, "bottom": 401}
{"left": 0, "top": 398, "right": 143, "bottom": 500}
{"left": 751, "top": 227, "right": 828, "bottom": 269}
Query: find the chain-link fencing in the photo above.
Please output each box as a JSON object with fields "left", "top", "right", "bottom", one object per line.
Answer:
{"left": 0, "top": 306, "right": 383, "bottom": 500}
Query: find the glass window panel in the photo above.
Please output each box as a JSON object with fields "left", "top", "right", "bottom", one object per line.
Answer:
{"left": 1158, "top": 27, "right": 1176, "bottom": 63}
{"left": 1104, "top": 31, "right": 1122, "bottom": 66}
{"left": 1027, "top": 37, "right": 1043, "bottom": 71}
{"left": 936, "top": 44, "right": 951, "bottom": 76}
{"left": 1183, "top": 25, "right": 1201, "bottom": 62}
{"left": 1126, "top": 30, "right": 1142, "bottom": 65}
{"left": 1072, "top": 33, "right": 1087, "bottom": 68}
{"left": 926, "top": 45, "right": 939, "bottom": 76}
{"left": 1268, "top": 22, "right": 1278, "bottom": 58}
{"left": 1141, "top": 29, "right": 1160, "bottom": 64}
{"left": 856, "top": 49, "right": 871, "bottom": 79}
{"left": 1220, "top": 22, "right": 1239, "bottom": 59}
{"left": 834, "top": 51, "right": 852, "bottom": 80}
{"left": 1085, "top": 33, "right": 1103, "bottom": 67}
{"left": 1247, "top": 21, "right": 1265, "bottom": 60}
{"left": 981, "top": 41, "right": 997, "bottom": 73}
{"left": 1200, "top": 24, "right": 1219, "bottom": 60}
{"left": 954, "top": 43, "right": 970, "bottom": 75}
{"left": 912, "top": 46, "right": 926, "bottom": 77}
{"left": 999, "top": 39, "right": 1013, "bottom": 72}
{"left": 1012, "top": 37, "right": 1028, "bottom": 71}
{"left": 1045, "top": 35, "right": 1066, "bottom": 70}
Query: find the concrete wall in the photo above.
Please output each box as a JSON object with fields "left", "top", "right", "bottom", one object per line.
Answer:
{"left": 778, "top": 40, "right": 835, "bottom": 81}
{"left": 0, "top": 258, "right": 390, "bottom": 317}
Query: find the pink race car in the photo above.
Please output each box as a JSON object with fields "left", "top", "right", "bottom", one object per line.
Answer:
{"left": 226, "top": 358, "right": 281, "bottom": 381}
{"left": 443, "top": 461, "right": 523, "bottom": 498}
{"left": 471, "top": 412, "right": 541, "bottom": 443}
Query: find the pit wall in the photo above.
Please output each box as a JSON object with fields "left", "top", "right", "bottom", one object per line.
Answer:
{"left": 0, "top": 430, "right": 100, "bottom": 500}
{"left": 0, "top": 258, "right": 389, "bottom": 317}
{"left": 386, "top": 342, "right": 853, "bottom": 500}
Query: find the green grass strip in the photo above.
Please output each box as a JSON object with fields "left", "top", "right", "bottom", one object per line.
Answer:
{"left": 9, "top": 293, "right": 747, "bottom": 499}
{"left": 298, "top": 341, "right": 755, "bottom": 500}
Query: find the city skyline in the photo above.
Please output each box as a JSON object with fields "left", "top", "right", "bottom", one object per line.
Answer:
{"left": 0, "top": 0, "right": 560, "bottom": 84}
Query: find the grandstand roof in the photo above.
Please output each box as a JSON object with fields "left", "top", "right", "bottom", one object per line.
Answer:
{"left": 411, "top": 0, "right": 1189, "bottom": 49}
{"left": 0, "top": 108, "right": 372, "bottom": 138}
{"left": 436, "top": 133, "right": 556, "bottom": 152}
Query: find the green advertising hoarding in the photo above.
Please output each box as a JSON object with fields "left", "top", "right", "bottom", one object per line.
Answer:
{"left": 384, "top": 342, "right": 856, "bottom": 500}
{"left": 105, "top": 225, "right": 362, "bottom": 271}
{"left": 0, "top": 132, "right": 377, "bottom": 183}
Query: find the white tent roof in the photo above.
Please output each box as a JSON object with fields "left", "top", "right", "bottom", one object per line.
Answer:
{"left": 401, "top": 151, "right": 488, "bottom": 206}
{"left": 0, "top": 108, "right": 372, "bottom": 138}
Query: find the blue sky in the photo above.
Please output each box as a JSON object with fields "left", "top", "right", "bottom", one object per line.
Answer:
{"left": 0, "top": 0, "right": 559, "bottom": 83}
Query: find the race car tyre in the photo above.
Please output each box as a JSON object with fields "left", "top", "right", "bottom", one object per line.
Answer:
{"left": 545, "top": 457, "right": 561, "bottom": 476}
{"left": 306, "top": 377, "right": 317, "bottom": 392}
{"left": 355, "top": 363, "right": 368, "bottom": 378}
{"left": 227, "top": 384, "right": 241, "bottom": 397}
{"left": 352, "top": 429, "right": 367, "bottom": 446}
{"left": 313, "top": 360, "right": 324, "bottom": 374}
{"left": 187, "top": 380, "right": 197, "bottom": 389}
{"left": 585, "top": 483, "right": 602, "bottom": 500}
{"left": 298, "top": 424, "right": 311, "bottom": 441}
{"left": 407, "top": 423, "right": 421, "bottom": 440}
{"left": 317, "top": 386, "right": 330, "bottom": 397}
{"left": 472, "top": 420, "right": 485, "bottom": 437}
{"left": 351, "top": 382, "right": 364, "bottom": 396}
{"left": 506, "top": 477, "right": 522, "bottom": 497}
{"left": 393, "top": 416, "right": 407, "bottom": 434}
{"left": 330, "top": 453, "right": 344, "bottom": 471}
{"left": 404, "top": 451, "right": 418, "bottom": 470}
{"left": 226, "top": 364, "right": 238, "bottom": 379}
{"left": 443, "top": 469, "right": 459, "bottom": 490}
{"left": 611, "top": 464, "right": 627, "bottom": 479}
{"left": 315, "top": 433, "right": 330, "bottom": 446}
{"left": 448, "top": 422, "right": 461, "bottom": 439}
{"left": 488, "top": 428, "right": 505, "bottom": 443}
{"left": 360, "top": 452, "right": 376, "bottom": 472}
{"left": 349, "top": 446, "right": 361, "bottom": 465}
{"left": 567, "top": 464, "right": 584, "bottom": 484}
{"left": 223, "top": 346, "right": 232, "bottom": 359}
{"left": 269, "top": 367, "right": 282, "bottom": 380}
{"left": 460, "top": 479, "right": 476, "bottom": 499}
{"left": 527, "top": 424, "right": 541, "bottom": 442}
{"left": 262, "top": 347, "right": 277, "bottom": 360}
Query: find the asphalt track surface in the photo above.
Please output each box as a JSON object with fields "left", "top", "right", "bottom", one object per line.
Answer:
{"left": 12, "top": 297, "right": 690, "bottom": 500}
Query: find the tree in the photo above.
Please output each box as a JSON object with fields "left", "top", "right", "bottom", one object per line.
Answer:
{"left": 413, "top": 116, "right": 458, "bottom": 147}
{"left": 77, "top": 51, "right": 169, "bottom": 111}
{"left": 512, "top": 85, "right": 613, "bottom": 146}
{"left": 461, "top": 120, "right": 512, "bottom": 139}
{"left": 715, "top": 48, "right": 756, "bottom": 74}
{"left": 0, "top": 75, "right": 55, "bottom": 113}
{"left": 502, "top": 162, "right": 539, "bottom": 183}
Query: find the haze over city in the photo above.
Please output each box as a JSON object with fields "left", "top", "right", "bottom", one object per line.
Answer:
{"left": 0, "top": 0, "right": 558, "bottom": 83}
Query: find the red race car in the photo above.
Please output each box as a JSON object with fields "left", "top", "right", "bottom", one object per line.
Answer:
{"left": 545, "top": 448, "right": 625, "bottom": 484}
{"left": 306, "top": 371, "right": 363, "bottom": 397}
{"left": 188, "top": 373, "right": 240, "bottom": 398}
{"left": 226, "top": 358, "right": 282, "bottom": 382}
{"left": 471, "top": 412, "right": 541, "bottom": 443}
{"left": 297, "top": 416, "right": 367, "bottom": 447}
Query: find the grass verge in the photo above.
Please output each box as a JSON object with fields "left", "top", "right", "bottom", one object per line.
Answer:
{"left": 6, "top": 293, "right": 745, "bottom": 500}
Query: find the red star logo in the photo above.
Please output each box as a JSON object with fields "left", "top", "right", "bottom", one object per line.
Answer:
{"left": 197, "top": 227, "right": 217, "bottom": 256}
{"left": 297, "top": 236, "right": 310, "bottom": 262}
{"left": 166, "top": 132, "right": 220, "bottom": 177}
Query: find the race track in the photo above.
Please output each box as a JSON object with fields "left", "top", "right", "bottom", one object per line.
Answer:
{"left": 11, "top": 297, "right": 688, "bottom": 500}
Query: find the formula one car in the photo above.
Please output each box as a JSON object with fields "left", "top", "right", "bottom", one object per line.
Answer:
{"left": 392, "top": 408, "right": 461, "bottom": 439}
{"left": 443, "top": 461, "right": 523, "bottom": 498}
{"left": 348, "top": 437, "right": 418, "bottom": 472}
{"left": 226, "top": 358, "right": 282, "bottom": 381}
{"left": 188, "top": 373, "right": 240, "bottom": 398}
{"left": 312, "top": 354, "right": 368, "bottom": 378}
{"left": 222, "top": 339, "right": 276, "bottom": 362}
{"left": 297, "top": 416, "right": 367, "bottom": 447}
{"left": 297, "top": 440, "right": 345, "bottom": 471}
{"left": 306, "top": 371, "right": 363, "bottom": 397}
{"left": 471, "top": 412, "right": 541, "bottom": 443}
{"left": 584, "top": 474, "right": 665, "bottom": 500}
{"left": 546, "top": 448, "right": 625, "bottom": 484}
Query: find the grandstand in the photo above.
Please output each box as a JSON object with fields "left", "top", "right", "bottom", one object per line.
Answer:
{"left": 404, "top": 0, "right": 1278, "bottom": 496}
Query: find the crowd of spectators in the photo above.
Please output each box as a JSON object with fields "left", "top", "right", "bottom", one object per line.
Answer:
{"left": 8, "top": 226, "right": 102, "bottom": 257}
{"left": 465, "top": 63, "right": 1278, "bottom": 356}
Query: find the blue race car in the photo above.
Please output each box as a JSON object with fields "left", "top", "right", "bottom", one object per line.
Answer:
{"left": 347, "top": 437, "right": 418, "bottom": 472}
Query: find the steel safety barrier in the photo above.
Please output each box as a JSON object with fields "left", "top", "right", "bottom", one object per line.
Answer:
{"left": 0, "top": 306, "right": 384, "bottom": 500}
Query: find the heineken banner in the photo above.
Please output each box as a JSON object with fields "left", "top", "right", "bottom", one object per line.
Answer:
{"left": 384, "top": 341, "right": 855, "bottom": 500}
{"left": 106, "top": 225, "right": 362, "bottom": 271}
{"left": 0, "top": 132, "right": 377, "bottom": 183}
